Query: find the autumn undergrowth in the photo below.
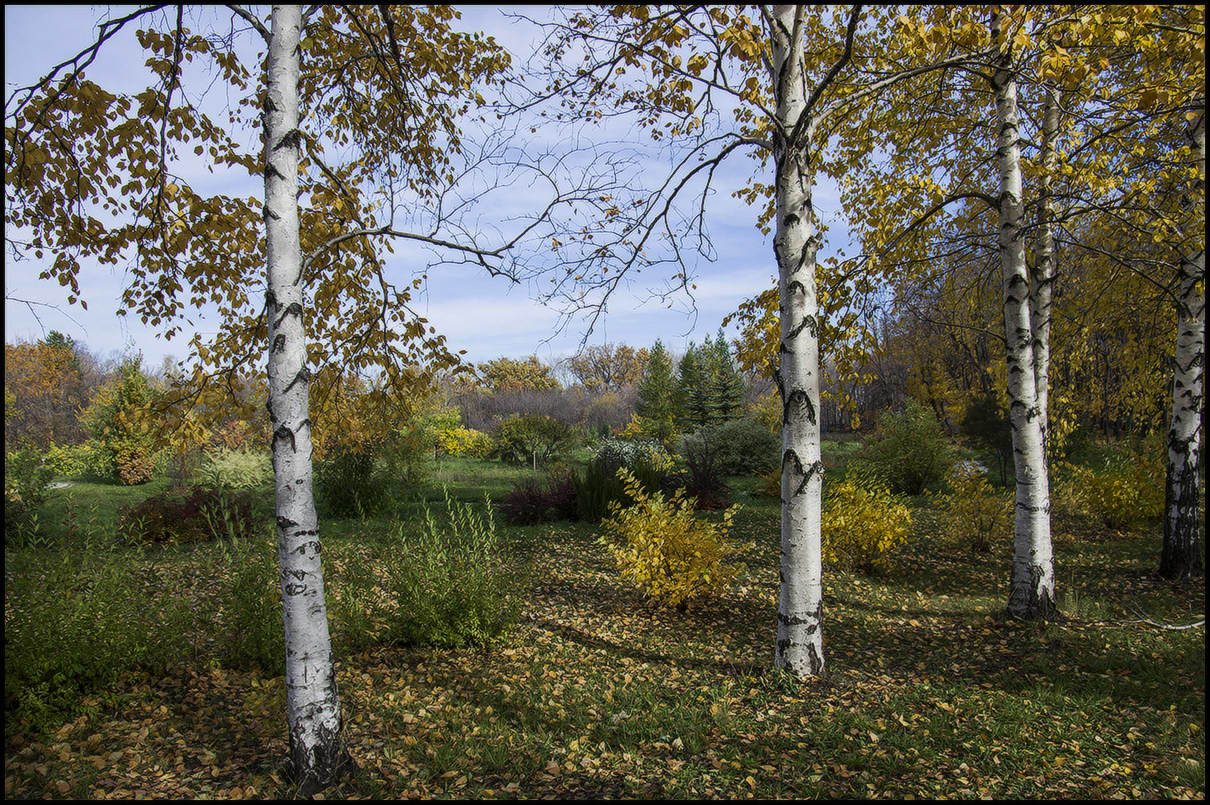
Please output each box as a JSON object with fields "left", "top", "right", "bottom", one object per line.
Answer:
{"left": 4, "top": 454, "right": 1204, "bottom": 799}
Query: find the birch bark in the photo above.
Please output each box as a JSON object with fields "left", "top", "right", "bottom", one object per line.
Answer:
{"left": 264, "top": 4, "right": 350, "bottom": 791}
{"left": 991, "top": 9, "right": 1056, "bottom": 618}
{"left": 1031, "top": 86, "right": 1060, "bottom": 452}
{"left": 1161, "top": 105, "right": 1205, "bottom": 581}
{"left": 771, "top": 4, "right": 824, "bottom": 678}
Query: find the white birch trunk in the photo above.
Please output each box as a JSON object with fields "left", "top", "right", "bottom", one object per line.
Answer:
{"left": 1031, "top": 86, "right": 1060, "bottom": 452}
{"left": 264, "top": 4, "right": 350, "bottom": 792}
{"left": 771, "top": 5, "right": 824, "bottom": 678}
{"left": 1161, "top": 105, "right": 1205, "bottom": 580}
{"left": 991, "top": 10, "right": 1056, "bottom": 618}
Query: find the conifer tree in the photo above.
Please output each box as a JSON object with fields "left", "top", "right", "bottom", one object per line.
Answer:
{"left": 635, "top": 339, "right": 680, "bottom": 443}
{"left": 677, "top": 343, "right": 713, "bottom": 430}
{"left": 707, "top": 330, "right": 746, "bottom": 423}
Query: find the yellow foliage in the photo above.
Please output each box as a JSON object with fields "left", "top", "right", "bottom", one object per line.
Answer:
{"left": 613, "top": 414, "right": 646, "bottom": 440}
{"left": 1054, "top": 440, "right": 1165, "bottom": 529}
{"left": 821, "top": 475, "right": 912, "bottom": 574}
{"left": 932, "top": 464, "right": 1012, "bottom": 552}
{"left": 436, "top": 426, "right": 493, "bottom": 458}
{"left": 600, "top": 468, "right": 747, "bottom": 609}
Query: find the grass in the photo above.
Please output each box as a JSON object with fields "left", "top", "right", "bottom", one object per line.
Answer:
{"left": 3, "top": 449, "right": 1205, "bottom": 799}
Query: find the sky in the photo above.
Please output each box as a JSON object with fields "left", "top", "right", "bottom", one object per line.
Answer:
{"left": 3, "top": 5, "right": 851, "bottom": 368}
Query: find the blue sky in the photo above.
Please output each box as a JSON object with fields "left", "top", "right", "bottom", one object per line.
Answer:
{"left": 4, "top": 5, "right": 849, "bottom": 367}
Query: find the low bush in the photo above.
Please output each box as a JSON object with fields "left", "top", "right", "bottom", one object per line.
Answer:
{"left": 43, "top": 441, "right": 109, "bottom": 478}
{"left": 600, "top": 468, "right": 746, "bottom": 609}
{"left": 849, "top": 400, "right": 953, "bottom": 495}
{"left": 573, "top": 455, "right": 668, "bottom": 522}
{"left": 315, "top": 448, "right": 390, "bottom": 518}
{"left": 4, "top": 545, "right": 193, "bottom": 733}
{"left": 821, "top": 474, "right": 912, "bottom": 574}
{"left": 113, "top": 439, "right": 156, "bottom": 486}
{"left": 117, "top": 485, "right": 257, "bottom": 544}
{"left": 218, "top": 536, "right": 285, "bottom": 674}
{"left": 199, "top": 447, "right": 272, "bottom": 490}
{"left": 1054, "top": 438, "right": 1165, "bottom": 529}
{"left": 499, "top": 468, "right": 578, "bottom": 526}
{"left": 4, "top": 448, "right": 55, "bottom": 543}
{"left": 676, "top": 436, "right": 731, "bottom": 510}
{"left": 933, "top": 463, "right": 1012, "bottom": 552}
{"left": 678, "top": 418, "right": 779, "bottom": 477}
{"left": 436, "top": 425, "right": 494, "bottom": 458}
{"left": 492, "top": 415, "right": 571, "bottom": 467}
{"left": 593, "top": 438, "right": 674, "bottom": 473}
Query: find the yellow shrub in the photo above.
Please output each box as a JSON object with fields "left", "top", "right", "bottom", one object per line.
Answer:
{"left": 437, "top": 426, "right": 493, "bottom": 458}
{"left": 822, "top": 475, "right": 911, "bottom": 574}
{"left": 1055, "top": 448, "right": 1164, "bottom": 530}
{"left": 600, "top": 468, "right": 746, "bottom": 608}
{"left": 932, "top": 464, "right": 1011, "bottom": 552}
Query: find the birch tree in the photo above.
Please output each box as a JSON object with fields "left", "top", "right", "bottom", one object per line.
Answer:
{"left": 1162, "top": 105, "right": 1205, "bottom": 580}
{"left": 521, "top": 4, "right": 979, "bottom": 678}
{"left": 989, "top": 8, "right": 1055, "bottom": 617}
{"left": 6, "top": 3, "right": 623, "bottom": 792}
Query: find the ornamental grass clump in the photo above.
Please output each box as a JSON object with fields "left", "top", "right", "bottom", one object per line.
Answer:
{"left": 821, "top": 473, "right": 912, "bottom": 574}
{"left": 600, "top": 467, "right": 746, "bottom": 609}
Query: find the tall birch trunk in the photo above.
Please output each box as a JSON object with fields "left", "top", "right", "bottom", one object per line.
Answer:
{"left": 771, "top": 5, "right": 824, "bottom": 679}
{"left": 1031, "top": 85, "right": 1060, "bottom": 453}
{"left": 1161, "top": 106, "right": 1205, "bottom": 580}
{"left": 264, "top": 5, "right": 351, "bottom": 792}
{"left": 991, "top": 10, "right": 1056, "bottom": 619}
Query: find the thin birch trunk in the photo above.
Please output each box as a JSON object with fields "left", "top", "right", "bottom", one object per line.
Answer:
{"left": 1031, "top": 85, "right": 1060, "bottom": 453}
{"left": 991, "top": 9, "right": 1056, "bottom": 619}
{"left": 771, "top": 4, "right": 824, "bottom": 679}
{"left": 264, "top": 4, "right": 350, "bottom": 792}
{"left": 1161, "top": 105, "right": 1205, "bottom": 580}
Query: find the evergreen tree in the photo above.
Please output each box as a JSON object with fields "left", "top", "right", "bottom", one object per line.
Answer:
{"left": 677, "top": 343, "right": 713, "bottom": 430}
{"left": 635, "top": 339, "right": 679, "bottom": 443}
{"left": 706, "top": 329, "right": 746, "bottom": 422}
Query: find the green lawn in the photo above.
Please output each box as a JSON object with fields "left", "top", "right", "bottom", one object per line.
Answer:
{"left": 3, "top": 455, "right": 1205, "bottom": 799}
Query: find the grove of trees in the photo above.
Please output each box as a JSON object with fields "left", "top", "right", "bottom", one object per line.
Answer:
{"left": 4, "top": 4, "right": 1203, "bottom": 797}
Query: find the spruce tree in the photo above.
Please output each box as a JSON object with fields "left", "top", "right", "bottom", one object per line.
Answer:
{"left": 677, "top": 343, "right": 713, "bottom": 430}
{"left": 707, "top": 329, "right": 746, "bottom": 422}
{"left": 635, "top": 339, "right": 680, "bottom": 443}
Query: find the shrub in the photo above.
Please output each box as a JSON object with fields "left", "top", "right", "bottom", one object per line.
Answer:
{"left": 492, "top": 414, "right": 571, "bottom": 466}
{"left": 573, "top": 454, "right": 668, "bottom": 523}
{"left": 4, "top": 448, "right": 55, "bottom": 542}
{"left": 678, "top": 418, "right": 779, "bottom": 476}
{"left": 43, "top": 441, "right": 108, "bottom": 477}
{"left": 753, "top": 467, "right": 781, "bottom": 498}
{"left": 117, "top": 485, "right": 257, "bottom": 544}
{"left": 933, "top": 463, "right": 1011, "bottom": 552}
{"left": 218, "top": 536, "right": 285, "bottom": 674}
{"left": 600, "top": 467, "right": 746, "bottom": 609}
{"left": 593, "top": 437, "right": 674, "bottom": 473}
{"left": 1055, "top": 439, "right": 1165, "bottom": 529}
{"left": 850, "top": 400, "right": 953, "bottom": 495}
{"left": 199, "top": 447, "right": 272, "bottom": 490}
{"left": 499, "top": 472, "right": 577, "bottom": 526}
{"left": 79, "top": 358, "right": 159, "bottom": 485}
{"left": 315, "top": 448, "right": 390, "bottom": 518}
{"left": 4, "top": 545, "right": 192, "bottom": 732}
{"left": 436, "top": 425, "right": 494, "bottom": 458}
{"left": 821, "top": 474, "right": 912, "bottom": 574}
{"left": 676, "top": 436, "right": 732, "bottom": 510}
